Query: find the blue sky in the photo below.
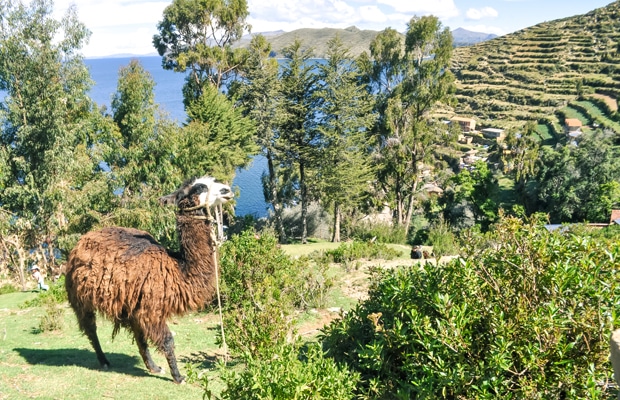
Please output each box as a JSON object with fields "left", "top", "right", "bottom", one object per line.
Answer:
{"left": 50, "top": 0, "right": 616, "bottom": 58}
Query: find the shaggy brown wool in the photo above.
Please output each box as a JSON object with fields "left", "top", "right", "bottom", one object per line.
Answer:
{"left": 65, "top": 181, "right": 226, "bottom": 384}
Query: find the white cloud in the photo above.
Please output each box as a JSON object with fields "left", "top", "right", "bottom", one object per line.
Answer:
{"left": 377, "top": 0, "right": 459, "bottom": 18}
{"left": 465, "top": 7, "right": 498, "bottom": 20}
{"left": 248, "top": 0, "right": 407, "bottom": 32}
{"left": 50, "top": 0, "right": 170, "bottom": 57}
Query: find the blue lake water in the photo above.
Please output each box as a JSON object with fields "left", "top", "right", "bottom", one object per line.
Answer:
{"left": 85, "top": 56, "right": 269, "bottom": 218}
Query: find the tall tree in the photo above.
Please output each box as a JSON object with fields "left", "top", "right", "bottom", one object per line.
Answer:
{"left": 110, "top": 60, "right": 159, "bottom": 197}
{"left": 103, "top": 60, "right": 185, "bottom": 245}
{"left": 0, "top": 0, "right": 95, "bottom": 266}
{"left": 180, "top": 84, "right": 258, "bottom": 182}
{"left": 367, "top": 17, "right": 456, "bottom": 233}
{"left": 533, "top": 130, "right": 620, "bottom": 223}
{"left": 230, "top": 35, "right": 289, "bottom": 242}
{"left": 314, "top": 36, "right": 376, "bottom": 242}
{"left": 279, "top": 40, "right": 319, "bottom": 244}
{"left": 153, "top": 0, "right": 257, "bottom": 197}
{"left": 153, "top": 0, "right": 250, "bottom": 103}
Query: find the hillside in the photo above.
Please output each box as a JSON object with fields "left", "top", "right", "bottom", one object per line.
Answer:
{"left": 266, "top": 26, "right": 380, "bottom": 58}
{"left": 239, "top": 27, "right": 495, "bottom": 58}
{"left": 451, "top": 1, "right": 620, "bottom": 133}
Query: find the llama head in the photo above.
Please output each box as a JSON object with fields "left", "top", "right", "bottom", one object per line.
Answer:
{"left": 159, "top": 176, "right": 234, "bottom": 210}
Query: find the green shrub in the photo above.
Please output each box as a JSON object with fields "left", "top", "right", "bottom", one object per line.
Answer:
{"left": 321, "top": 215, "right": 620, "bottom": 398}
{"left": 219, "top": 343, "right": 359, "bottom": 400}
{"left": 21, "top": 276, "right": 67, "bottom": 308}
{"left": 321, "top": 240, "right": 400, "bottom": 265}
{"left": 350, "top": 223, "right": 408, "bottom": 244}
{"left": 20, "top": 276, "right": 67, "bottom": 333}
{"left": 37, "top": 296, "right": 64, "bottom": 332}
{"left": 219, "top": 229, "right": 330, "bottom": 359}
{"left": 426, "top": 221, "right": 460, "bottom": 258}
{"left": 0, "top": 283, "right": 18, "bottom": 295}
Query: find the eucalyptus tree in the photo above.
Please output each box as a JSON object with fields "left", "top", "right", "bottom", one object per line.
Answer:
{"left": 366, "top": 17, "right": 456, "bottom": 232}
{"left": 181, "top": 84, "right": 258, "bottom": 182}
{"left": 153, "top": 0, "right": 251, "bottom": 103}
{"left": 0, "top": 0, "right": 97, "bottom": 268}
{"left": 533, "top": 130, "right": 620, "bottom": 223}
{"left": 153, "top": 0, "right": 258, "bottom": 192}
{"left": 441, "top": 160, "right": 499, "bottom": 230}
{"left": 230, "top": 35, "right": 289, "bottom": 242}
{"left": 314, "top": 36, "right": 377, "bottom": 242}
{"left": 110, "top": 60, "right": 158, "bottom": 197}
{"left": 103, "top": 60, "right": 188, "bottom": 246}
{"left": 278, "top": 40, "right": 319, "bottom": 244}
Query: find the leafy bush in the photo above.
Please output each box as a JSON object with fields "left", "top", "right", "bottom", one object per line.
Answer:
{"left": 320, "top": 240, "right": 401, "bottom": 265}
{"left": 349, "top": 223, "right": 408, "bottom": 244}
{"left": 426, "top": 221, "right": 460, "bottom": 258}
{"left": 0, "top": 283, "right": 18, "bottom": 295}
{"left": 219, "top": 343, "right": 359, "bottom": 400}
{"left": 219, "top": 229, "right": 330, "bottom": 359}
{"left": 21, "top": 276, "right": 67, "bottom": 332}
{"left": 320, "top": 215, "right": 620, "bottom": 398}
{"left": 21, "top": 276, "right": 67, "bottom": 308}
{"left": 37, "top": 296, "right": 64, "bottom": 332}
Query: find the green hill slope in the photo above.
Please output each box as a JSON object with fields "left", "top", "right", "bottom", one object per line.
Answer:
{"left": 451, "top": 1, "right": 620, "bottom": 131}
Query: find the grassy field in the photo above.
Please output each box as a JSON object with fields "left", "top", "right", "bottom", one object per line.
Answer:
{"left": 0, "top": 290, "right": 224, "bottom": 399}
{"left": 0, "top": 241, "right": 417, "bottom": 399}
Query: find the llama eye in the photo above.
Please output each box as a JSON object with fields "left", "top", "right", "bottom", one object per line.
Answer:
{"left": 220, "top": 188, "right": 231, "bottom": 195}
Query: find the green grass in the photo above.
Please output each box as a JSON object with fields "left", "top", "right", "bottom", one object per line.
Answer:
{"left": 573, "top": 100, "right": 620, "bottom": 133}
{"left": 0, "top": 297, "right": 222, "bottom": 399}
{"left": 281, "top": 241, "right": 412, "bottom": 259}
{"left": 281, "top": 240, "right": 341, "bottom": 257}
{"left": 0, "top": 250, "right": 390, "bottom": 399}
{"left": 560, "top": 105, "right": 591, "bottom": 126}
{"left": 497, "top": 174, "right": 517, "bottom": 207}
{"left": 535, "top": 123, "right": 551, "bottom": 140}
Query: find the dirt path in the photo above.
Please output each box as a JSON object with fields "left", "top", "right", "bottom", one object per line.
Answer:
{"left": 297, "top": 256, "right": 458, "bottom": 337}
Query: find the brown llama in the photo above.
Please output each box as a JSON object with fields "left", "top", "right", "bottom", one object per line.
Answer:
{"left": 64, "top": 176, "right": 233, "bottom": 384}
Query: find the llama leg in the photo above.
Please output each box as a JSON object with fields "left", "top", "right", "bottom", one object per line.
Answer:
{"left": 78, "top": 310, "right": 110, "bottom": 368}
{"left": 130, "top": 322, "right": 163, "bottom": 374}
{"left": 159, "top": 325, "right": 185, "bottom": 384}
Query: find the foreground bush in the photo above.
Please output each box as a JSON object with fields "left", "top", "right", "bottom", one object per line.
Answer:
{"left": 219, "top": 229, "right": 330, "bottom": 359}
{"left": 321, "top": 215, "right": 620, "bottom": 398}
{"left": 219, "top": 343, "right": 359, "bottom": 400}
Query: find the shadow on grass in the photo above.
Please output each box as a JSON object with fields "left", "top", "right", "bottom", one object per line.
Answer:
{"left": 180, "top": 350, "right": 241, "bottom": 370}
{"left": 13, "top": 347, "right": 169, "bottom": 380}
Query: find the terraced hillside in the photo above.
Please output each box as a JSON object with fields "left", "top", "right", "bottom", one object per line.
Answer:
{"left": 451, "top": 1, "right": 620, "bottom": 134}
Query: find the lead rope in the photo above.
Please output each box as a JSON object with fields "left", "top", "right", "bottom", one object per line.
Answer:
{"left": 204, "top": 193, "right": 229, "bottom": 365}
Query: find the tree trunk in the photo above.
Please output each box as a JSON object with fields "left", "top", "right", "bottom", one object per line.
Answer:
{"left": 403, "top": 175, "right": 420, "bottom": 235}
{"left": 300, "top": 161, "right": 308, "bottom": 244}
{"left": 332, "top": 203, "right": 341, "bottom": 242}
{"left": 266, "top": 151, "right": 287, "bottom": 243}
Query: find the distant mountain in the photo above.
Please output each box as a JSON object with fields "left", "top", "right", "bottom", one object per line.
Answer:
{"left": 241, "top": 26, "right": 381, "bottom": 58}
{"left": 241, "top": 26, "right": 497, "bottom": 58}
{"left": 452, "top": 28, "right": 498, "bottom": 47}
{"left": 450, "top": 1, "right": 620, "bottom": 132}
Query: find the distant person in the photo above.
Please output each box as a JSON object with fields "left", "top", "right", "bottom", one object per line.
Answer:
{"left": 30, "top": 265, "right": 49, "bottom": 291}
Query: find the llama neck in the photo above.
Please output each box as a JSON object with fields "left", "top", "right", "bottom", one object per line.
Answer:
{"left": 176, "top": 215, "right": 216, "bottom": 278}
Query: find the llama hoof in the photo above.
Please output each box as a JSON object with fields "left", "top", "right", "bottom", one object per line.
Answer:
{"left": 149, "top": 366, "right": 165, "bottom": 375}
{"left": 174, "top": 376, "right": 186, "bottom": 385}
